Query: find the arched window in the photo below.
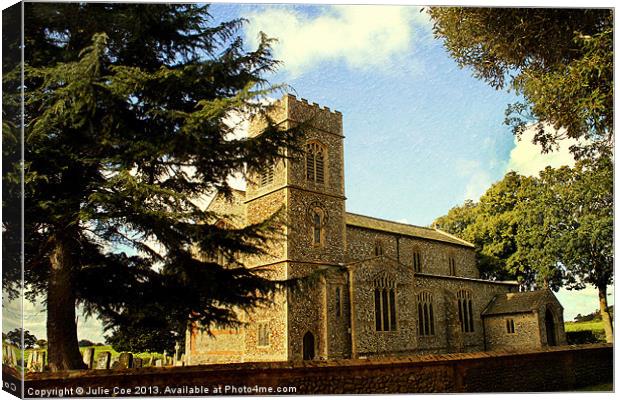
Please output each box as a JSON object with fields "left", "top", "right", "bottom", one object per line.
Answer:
{"left": 311, "top": 208, "right": 324, "bottom": 246}
{"left": 257, "top": 322, "right": 270, "bottom": 347}
{"left": 306, "top": 142, "right": 326, "bottom": 184}
{"left": 412, "top": 249, "right": 422, "bottom": 272}
{"left": 374, "top": 275, "right": 396, "bottom": 331}
{"left": 416, "top": 291, "right": 435, "bottom": 336}
{"left": 374, "top": 239, "right": 384, "bottom": 256}
{"left": 449, "top": 257, "right": 456, "bottom": 276}
{"left": 457, "top": 289, "right": 475, "bottom": 333}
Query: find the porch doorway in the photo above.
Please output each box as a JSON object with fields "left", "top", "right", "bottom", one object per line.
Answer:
{"left": 545, "top": 308, "right": 557, "bottom": 346}
{"left": 302, "top": 331, "right": 315, "bottom": 360}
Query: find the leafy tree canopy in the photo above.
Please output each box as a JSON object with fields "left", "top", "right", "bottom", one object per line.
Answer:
{"left": 433, "top": 155, "right": 613, "bottom": 341}
{"left": 3, "top": 3, "right": 300, "bottom": 369}
{"left": 428, "top": 8, "right": 613, "bottom": 157}
{"left": 4, "top": 329, "right": 38, "bottom": 349}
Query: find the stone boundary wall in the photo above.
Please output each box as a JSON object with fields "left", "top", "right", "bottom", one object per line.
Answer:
{"left": 22, "top": 344, "right": 612, "bottom": 395}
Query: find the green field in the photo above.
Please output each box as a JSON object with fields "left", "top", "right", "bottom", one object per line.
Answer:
{"left": 564, "top": 320, "right": 605, "bottom": 332}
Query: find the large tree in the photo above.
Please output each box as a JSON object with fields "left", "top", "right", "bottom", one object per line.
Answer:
{"left": 551, "top": 156, "right": 613, "bottom": 341}
{"left": 434, "top": 157, "right": 613, "bottom": 342}
{"left": 5, "top": 329, "right": 38, "bottom": 350}
{"left": 428, "top": 8, "right": 613, "bottom": 157}
{"left": 433, "top": 173, "right": 537, "bottom": 284}
{"left": 3, "top": 3, "right": 298, "bottom": 370}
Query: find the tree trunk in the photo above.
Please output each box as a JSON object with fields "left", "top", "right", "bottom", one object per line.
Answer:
{"left": 598, "top": 285, "right": 613, "bottom": 343}
{"left": 46, "top": 233, "right": 86, "bottom": 371}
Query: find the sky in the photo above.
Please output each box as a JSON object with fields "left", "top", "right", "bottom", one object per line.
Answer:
{"left": 2, "top": 2, "right": 614, "bottom": 342}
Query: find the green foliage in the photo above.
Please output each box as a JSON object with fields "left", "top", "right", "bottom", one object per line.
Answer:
{"left": 433, "top": 156, "right": 613, "bottom": 293}
{"left": 5, "top": 329, "right": 38, "bottom": 349}
{"left": 434, "top": 173, "right": 533, "bottom": 282}
{"left": 565, "top": 329, "right": 606, "bottom": 345}
{"left": 105, "top": 317, "right": 181, "bottom": 354}
{"left": 428, "top": 8, "right": 613, "bottom": 156}
{"left": 574, "top": 305, "right": 614, "bottom": 323}
{"left": 3, "top": 3, "right": 300, "bottom": 363}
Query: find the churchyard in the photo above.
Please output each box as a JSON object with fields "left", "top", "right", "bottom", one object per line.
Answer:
{"left": 2, "top": 343, "right": 183, "bottom": 373}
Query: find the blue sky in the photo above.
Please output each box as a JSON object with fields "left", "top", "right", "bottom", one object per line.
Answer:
{"left": 4, "top": 2, "right": 613, "bottom": 342}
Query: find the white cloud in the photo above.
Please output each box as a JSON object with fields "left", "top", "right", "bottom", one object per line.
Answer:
{"left": 505, "top": 125, "right": 579, "bottom": 177}
{"left": 245, "top": 5, "right": 430, "bottom": 76}
{"left": 456, "top": 159, "right": 494, "bottom": 201}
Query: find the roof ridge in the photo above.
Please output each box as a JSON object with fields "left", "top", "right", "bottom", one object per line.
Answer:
{"left": 432, "top": 227, "right": 475, "bottom": 247}
{"left": 345, "top": 212, "right": 435, "bottom": 231}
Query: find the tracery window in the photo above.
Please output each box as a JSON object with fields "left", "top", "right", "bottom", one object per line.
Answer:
{"left": 374, "top": 275, "right": 396, "bottom": 331}
{"left": 417, "top": 291, "right": 435, "bottom": 336}
{"left": 457, "top": 289, "right": 475, "bottom": 333}
{"left": 306, "top": 142, "right": 326, "bottom": 184}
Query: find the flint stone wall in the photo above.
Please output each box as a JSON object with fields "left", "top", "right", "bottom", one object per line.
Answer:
{"left": 24, "top": 345, "right": 612, "bottom": 395}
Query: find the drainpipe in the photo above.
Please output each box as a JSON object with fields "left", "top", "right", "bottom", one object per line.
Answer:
{"left": 347, "top": 267, "right": 356, "bottom": 359}
{"left": 482, "top": 317, "right": 487, "bottom": 351}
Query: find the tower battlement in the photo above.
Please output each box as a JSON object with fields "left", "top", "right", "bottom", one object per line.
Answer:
{"left": 281, "top": 94, "right": 342, "bottom": 135}
{"left": 284, "top": 94, "right": 342, "bottom": 116}
{"left": 249, "top": 93, "right": 343, "bottom": 137}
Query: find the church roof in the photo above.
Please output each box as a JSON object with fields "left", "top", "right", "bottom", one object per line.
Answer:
{"left": 482, "top": 289, "right": 562, "bottom": 316}
{"left": 345, "top": 213, "right": 475, "bottom": 248}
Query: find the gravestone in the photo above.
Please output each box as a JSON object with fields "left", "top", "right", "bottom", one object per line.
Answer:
{"left": 118, "top": 352, "right": 133, "bottom": 369}
{"left": 82, "top": 347, "right": 95, "bottom": 369}
{"left": 174, "top": 342, "right": 180, "bottom": 362}
{"left": 95, "top": 352, "right": 111, "bottom": 369}
{"left": 154, "top": 359, "right": 163, "bottom": 367}
{"left": 35, "top": 351, "right": 46, "bottom": 372}
{"left": 132, "top": 358, "right": 143, "bottom": 368}
{"left": 27, "top": 352, "right": 35, "bottom": 370}
{"left": 147, "top": 355, "right": 154, "bottom": 367}
{"left": 10, "top": 347, "right": 18, "bottom": 366}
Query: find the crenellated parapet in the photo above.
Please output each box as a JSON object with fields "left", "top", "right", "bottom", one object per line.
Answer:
{"left": 283, "top": 94, "right": 342, "bottom": 136}
{"left": 249, "top": 94, "right": 342, "bottom": 137}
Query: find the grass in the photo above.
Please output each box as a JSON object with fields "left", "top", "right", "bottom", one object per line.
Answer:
{"left": 564, "top": 320, "right": 605, "bottom": 332}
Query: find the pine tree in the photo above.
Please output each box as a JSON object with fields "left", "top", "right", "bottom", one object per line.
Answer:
{"left": 3, "top": 3, "right": 298, "bottom": 370}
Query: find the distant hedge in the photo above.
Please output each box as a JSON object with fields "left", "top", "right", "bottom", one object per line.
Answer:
{"left": 566, "top": 330, "right": 606, "bottom": 344}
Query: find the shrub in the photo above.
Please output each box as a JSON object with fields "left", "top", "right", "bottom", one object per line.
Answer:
{"left": 566, "top": 329, "right": 606, "bottom": 344}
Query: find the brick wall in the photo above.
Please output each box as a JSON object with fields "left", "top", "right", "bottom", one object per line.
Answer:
{"left": 24, "top": 345, "right": 612, "bottom": 395}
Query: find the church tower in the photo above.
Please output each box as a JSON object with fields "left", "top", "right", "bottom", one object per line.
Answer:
{"left": 245, "top": 95, "right": 350, "bottom": 360}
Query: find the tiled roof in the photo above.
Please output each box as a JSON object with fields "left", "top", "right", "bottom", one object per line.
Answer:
{"left": 482, "top": 290, "right": 561, "bottom": 316}
{"left": 345, "top": 213, "right": 475, "bottom": 248}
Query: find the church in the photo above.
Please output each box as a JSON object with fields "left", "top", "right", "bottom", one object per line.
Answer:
{"left": 186, "top": 94, "right": 566, "bottom": 365}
